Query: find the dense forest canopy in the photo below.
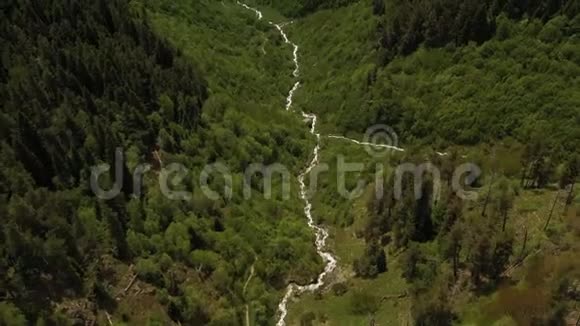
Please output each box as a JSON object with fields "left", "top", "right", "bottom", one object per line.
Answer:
{"left": 292, "top": 0, "right": 580, "bottom": 153}
{"left": 0, "top": 0, "right": 207, "bottom": 191}
{"left": 375, "top": 0, "right": 580, "bottom": 60}
{"left": 0, "top": 0, "right": 327, "bottom": 324}
{"left": 254, "top": 0, "right": 358, "bottom": 16}
{"left": 284, "top": 0, "right": 580, "bottom": 324}
{"left": 0, "top": 0, "right": 208, "bottom": 322}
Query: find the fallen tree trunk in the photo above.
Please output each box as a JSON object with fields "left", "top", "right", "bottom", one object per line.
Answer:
{"left": 380, "top": 292, "right": 408, "bottom": 302}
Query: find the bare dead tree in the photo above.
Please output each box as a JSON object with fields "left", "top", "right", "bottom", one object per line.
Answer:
{"left": 482, "top": 149, "right": 497, "bottom": 217}
{"left": 519, "top": 226, "right": 528, "bottom": 261}
{"left": 544, "top": 190, "right": 561, "bottom": 231}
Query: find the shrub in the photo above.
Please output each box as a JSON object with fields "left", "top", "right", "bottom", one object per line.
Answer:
{"left": 332, "top": 282, "right": 348, "bottom": 296}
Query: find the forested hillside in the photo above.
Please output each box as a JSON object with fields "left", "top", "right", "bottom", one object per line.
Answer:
{"left": 0, "top": 0, "right": 206, "bottom": 322}
{"left": 1, "top": 0, "right": 579, "bottom": 325}
{"left": 0, "top": 0, "right": 207, "bottom": 191}
{"left": 375, "top": 0, "right": 580, "bottom": 60}
{"left": 283, "top": 0, "right": 580, "bottom": 324}
{"left": 0, "top": 0, "right": 322, "bottom": 324}
{"left": 292, "top": 0, "right": 580, "bottom": 152}
{"left": 254, "top": 0, "right": 357, "bottom": 17}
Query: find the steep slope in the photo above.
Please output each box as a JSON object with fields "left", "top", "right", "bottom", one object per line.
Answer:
{"left": 291, "top": 1, "right": 580, "bottom": 150}
{"left": 0, "top": 0, "right": 206, "bottom": 323}
{"left": 0, "top": 0, "right": 326, "bottom": 324}
{"left": 253, "top": 0, "right": 358, "bottom": 17}
{"left": 279, "top": 1, "right": 580, "bottom": 324}
{"left": 1, "top": 0, "right": 578, "bottom": 325}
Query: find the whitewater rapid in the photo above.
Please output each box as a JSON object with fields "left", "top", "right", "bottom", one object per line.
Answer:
{"left": 236, "top": 3, "right": 337, "bottom": 325}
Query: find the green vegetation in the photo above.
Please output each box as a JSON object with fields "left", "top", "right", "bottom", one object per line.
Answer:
{"left": 284, "top": 128, "right": 579, "bottom": 325}
{"left": 291, "top": 0, "right": 580, "bottom": 151}
{"left": 253, "top": 0, "right": 357, "bottom": 17}
{"left": 1, "top": 0, "right": 579, "bottom": 325}
{"left": 283, "top": 0, "right": 580, "bottom": 324}
{"left": 376, "top": 0, "right": 579, "bottom": 60}
{"left": 0, "top": 0, "right": 323, "bottom": 324}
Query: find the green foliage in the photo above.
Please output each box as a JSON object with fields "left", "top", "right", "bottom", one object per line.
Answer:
{"left": 288, "top": 0, "right": 579, "bottom": 323}
{"left": 401, "top": 243, "right": 422, "bottom": 282}
{"left": 492, "top": 178, "right": 516, "bottom": 231}
{"left": 378, "top": 0, "right": 579, "bottom": 61}
{"left": 299, "top": 311, "right": 316, "bottom": 326}
{"left": 383, "top": 24, "right": 580, "bottom": 150}
{"left": 0, "top": 0, "right": 324, "bottom": 323}
{"left": 293, "top": 3, "right": 580, "bottom": 152}
{"left": 331, "top": 282, "right": 348, "bottom": 296}
{"left": 0, "top": 0, "right": 207, "bottom": 190}
{"left": 0, "top": 303, "right": 26, "bottom": 326}
{"left": 0, "top": 3, "right": 208, "bottom": 318}
{"left": 414, "top": 300, "right": 455, "bottom": 326}
{"left": 136, "top": 258, "right": 163, "bottom": 286}
{"left": 1, "top": 0, "right": 578, "bottom": 324}
{"left": 349, "top": 290, "right": 380, "bottom": 315}
{"left": 253, "top": 0, "right": 358, "bottom": 17}
{"left": 353, "top": 240, "right": 387, "bottom": 278}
